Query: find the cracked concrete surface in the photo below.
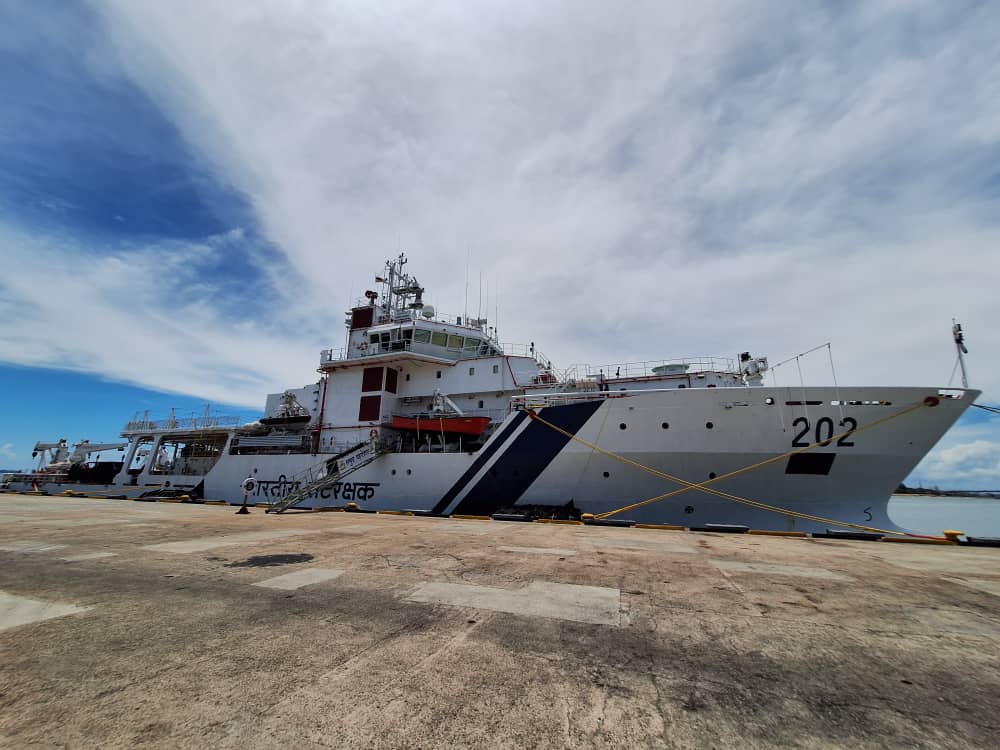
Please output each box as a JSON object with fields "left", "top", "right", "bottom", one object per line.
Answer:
{"left": 0, "top": 493, "right": 998, "bottom": 748}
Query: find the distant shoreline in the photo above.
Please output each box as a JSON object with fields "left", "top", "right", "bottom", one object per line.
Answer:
{"left": 894, "top": 490, "right": 1000, "bottom": 500}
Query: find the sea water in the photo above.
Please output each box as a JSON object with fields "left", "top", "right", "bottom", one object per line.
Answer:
{"left": 889, "top": 495, "right": 1000, "bottom": 537}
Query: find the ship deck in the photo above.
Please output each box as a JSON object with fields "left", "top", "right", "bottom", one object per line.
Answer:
{"left": 1, "top": 492, "right": 998, "bottom": 748}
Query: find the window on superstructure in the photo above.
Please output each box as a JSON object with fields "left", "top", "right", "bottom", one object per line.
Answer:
{"left": 358, "top": 395, "right": 381, "bottom": 422}
{"left": 463, "top": 337, "right": 480, "bottom": 353}
{"left": 447, "top": 334, "right": 463, "bottom": 350}
{"left": 431, "top": 331, "right": 447, "bottom": 347}
{"left": 414, "top": 329, "right": 431, "bottom": 344}
{"left": 492, "top": 364, "right": 499, "bottom": 374}
{"left": 361, "top": 367, "right": 384, "bottom": 392}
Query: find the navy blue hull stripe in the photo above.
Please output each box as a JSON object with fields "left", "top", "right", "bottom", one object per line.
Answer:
{"left": 431, "top": 410, "right": 529, "bottom": 515}
{"left": 452, "top": 400, "right": 604, "bottom": 516}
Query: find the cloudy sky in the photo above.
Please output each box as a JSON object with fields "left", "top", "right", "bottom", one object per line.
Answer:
{"left": 1, "top": 0, "right": 997, "bottom": 486}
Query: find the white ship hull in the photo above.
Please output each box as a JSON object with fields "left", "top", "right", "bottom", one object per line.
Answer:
{"left": 202, "top": 385, "right": 972, "bottom": 533}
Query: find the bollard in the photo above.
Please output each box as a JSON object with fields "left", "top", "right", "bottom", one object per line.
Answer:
{"left": 238, "top": 476, "right": 258, "bottom": 515}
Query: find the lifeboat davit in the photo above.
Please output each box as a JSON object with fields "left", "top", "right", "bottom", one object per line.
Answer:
{"left": 391, "top": 414, "right": 491, "bottom": 436}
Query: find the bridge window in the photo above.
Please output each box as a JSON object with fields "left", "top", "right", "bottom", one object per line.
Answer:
{"left": 447, "top": 334, "right": 463, "bottom": 350}
{"left": 463, "top": 337, "right": 480, "bottom": 352}
{"left": 414, "top": 329, "right": 431, "bottom": 344}
{"left": 431, "top": 331, "right": 447, "bottom": 347}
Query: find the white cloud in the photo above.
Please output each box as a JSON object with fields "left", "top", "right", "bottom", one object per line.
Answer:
{"left": 916, "top": 440, "right": 1000, "bottom": 483}
{"left": 909, "top": 414, "right": 1000, "bottom": 488}
{"left": 0, "top": 226, "right": 322, "bottom": 406}
{"left": 0, "top": 443, "right": 15, "bottom": 462}
{"left": 4, "top": 1, "right": 1000, "bottom": 431}
{"left": 86, "top": 0, "right": 1000, "bottom": 397}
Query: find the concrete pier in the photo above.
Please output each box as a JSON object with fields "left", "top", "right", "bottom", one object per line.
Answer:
{"left": 0, "top": 493, "right": 997, "bottom": 748}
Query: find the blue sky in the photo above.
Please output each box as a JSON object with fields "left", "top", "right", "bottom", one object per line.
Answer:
{"left": 0, "top": 364, "right": 254, "bottom": 471}
{"left": 0, "top": 1, "right": 998, "bottom": 486}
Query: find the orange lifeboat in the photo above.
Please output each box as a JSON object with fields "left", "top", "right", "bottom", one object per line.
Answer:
{"left": 391, "top": 414, "right": 491, "bottom": 436}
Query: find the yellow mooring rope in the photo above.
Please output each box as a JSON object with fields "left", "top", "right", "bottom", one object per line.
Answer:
{"left": 526, "top": 397, "right": 945, "bottom": 539}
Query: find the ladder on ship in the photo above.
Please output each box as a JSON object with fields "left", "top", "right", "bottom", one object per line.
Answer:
{"left": 266, "top": 441, "right": 388, "bottom": 514}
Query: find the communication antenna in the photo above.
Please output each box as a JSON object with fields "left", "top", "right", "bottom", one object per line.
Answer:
{"left": 952, "top": 319, "right": 969, "bottom": 389}
{"left": 464, "top": 249, "right": 470, "bottom": 324}
{"left": 477, "top": 270, "right": 483, "bottom": 324}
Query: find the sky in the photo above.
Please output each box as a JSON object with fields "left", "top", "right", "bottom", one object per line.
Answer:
{"left": 0, "top": 1, "right": 997, "bottom": 487}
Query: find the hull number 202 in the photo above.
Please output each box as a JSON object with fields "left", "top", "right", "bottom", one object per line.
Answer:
{"left": 791, "top": 416, "right": 857, "bottom": 448}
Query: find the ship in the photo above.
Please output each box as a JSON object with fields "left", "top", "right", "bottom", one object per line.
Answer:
{"left": 2, "top": 255, "right": 980, "bottom": 533}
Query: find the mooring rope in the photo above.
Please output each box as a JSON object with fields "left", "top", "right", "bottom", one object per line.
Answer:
{"left": 526, "top": 398, "right": 945, "bottom": 539}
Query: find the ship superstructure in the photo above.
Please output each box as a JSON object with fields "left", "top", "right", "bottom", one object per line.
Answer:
{"left": 2, "top": 256, "right": 979, "bottom": 533}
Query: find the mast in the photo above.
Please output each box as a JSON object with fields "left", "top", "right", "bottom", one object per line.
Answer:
{"left": 952, "top": 319, "right": 969, "bottom": 389}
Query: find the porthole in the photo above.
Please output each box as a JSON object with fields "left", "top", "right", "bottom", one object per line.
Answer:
{"left": 436, "top": 371, "right": 442, "bottom": 379}
{"left": 706, "top": 421, "right": 714, "bottom": 429}
{"left": 391, "top": 469, "right": 397, "bottom": 476}
{"left": 603, "top": 471, "right": 610, "bottom": 478}
{"left": 405, "top": 373, "right": 411, "bottom": 382}
{"left": 406, "top": 469, "right": 412, "bottom": 475}
{"left": 684, "top": 505, "right": 694, "bottom": 514}
{"left": 764, "top": 396, "right": 774, "bottom": 405}
{"left": 661, "top": 422, "right": 669, "bottom": 429}
{"left": 619, "top": 423, "right": 627, "bottom": 430}
{"left": 708, "top": 472, "right": 716, "bottom": 479}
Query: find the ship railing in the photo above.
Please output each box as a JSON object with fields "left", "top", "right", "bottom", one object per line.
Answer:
{"left": 2, "top": 471, "right": 70, "bottom": 483}
{"left": 320, "top": 347, "right": 347, "bottom": 363}
{"left": 560, "top": 356, "right": 738, "bottom": 383}
{"left": 512, "top": 387, "right": 717, "bottom": 409}
{"left": 509, "top": 392, "right": 621, "bottom": 410}
{"left": 321, "top": 339, "right": 548, "bottom": 365}
{"left": 499, "top": 343, "right": 553, "bottom": 367}
{"left": 411, "top": 310, "right": 490, "bottom": 330}
{"left": 122, "top": 414, "right": 243, "bottom": 433}
{"left": 254, "top": 439, "right": 391, "bottom": 507}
